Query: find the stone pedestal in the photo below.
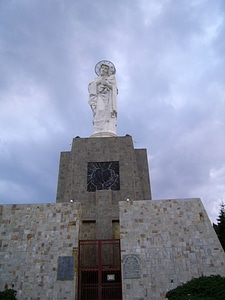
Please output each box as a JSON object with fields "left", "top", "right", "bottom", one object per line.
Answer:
{"left": 56, "top": 135, "right": 151, "bottom": 239}
{"left": 90, "top": 132, "right": 117, "bottom": 138}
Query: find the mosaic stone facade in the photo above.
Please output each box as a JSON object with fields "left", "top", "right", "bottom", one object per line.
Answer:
{"left": 1, "top": 135, "right": 225, "bottom": 300}
{"left": 0, "top": 203, "right": 81, "bottom": 300}
{"left": 119, "top": 199, "right": 225, "bottom": 300}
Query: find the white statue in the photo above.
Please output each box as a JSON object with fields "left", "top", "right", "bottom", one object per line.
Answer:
{"left": 88, "top": 60, "right": 118, "bottom": 137}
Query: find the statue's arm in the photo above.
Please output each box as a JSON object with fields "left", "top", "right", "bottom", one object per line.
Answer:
{"left": 109, "top": 76, "right": 117, "bottom": 117}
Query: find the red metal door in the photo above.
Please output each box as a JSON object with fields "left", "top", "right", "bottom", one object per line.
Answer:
{"left": 78, "top": 239, "right": 122, "bottom": 300}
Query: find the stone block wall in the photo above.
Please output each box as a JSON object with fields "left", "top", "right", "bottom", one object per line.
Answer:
{"left": 119, "top": 198, "right": 225, "bottom": 300}
{"left": 0, "top": 203, "right": 81, "bottom": 300}
{"left": 56, "top": 136, "right": 151, "bottom": 205}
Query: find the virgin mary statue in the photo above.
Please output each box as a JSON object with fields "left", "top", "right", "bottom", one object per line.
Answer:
{"left": 88, "top": 60, "right": 118, "bottom": 137}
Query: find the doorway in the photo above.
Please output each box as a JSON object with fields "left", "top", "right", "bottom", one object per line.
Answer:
{"left": 78, "top": 239, "right": 122, "bottom": 300}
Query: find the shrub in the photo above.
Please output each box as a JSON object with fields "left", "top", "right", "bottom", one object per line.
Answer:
{"left": 166, "top": 275, "right": 225, "bottom": 300}
{"left": 0, "top": 289, "right": 17, "bottom": 300}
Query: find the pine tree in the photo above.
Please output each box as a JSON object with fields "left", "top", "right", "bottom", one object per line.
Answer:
{"left": 213, "top": 202, "right": 225, "bottom": 251}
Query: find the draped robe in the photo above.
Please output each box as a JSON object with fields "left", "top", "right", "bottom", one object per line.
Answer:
{"left": 88, "top": 74, "right": 117, "bottom": 135}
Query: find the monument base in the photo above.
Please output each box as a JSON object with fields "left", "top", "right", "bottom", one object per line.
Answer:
{"left": 90, "top": 131, "right": 117, "bottom": 138}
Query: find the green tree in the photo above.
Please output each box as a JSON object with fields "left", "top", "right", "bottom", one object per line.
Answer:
{"left": 213, "top": 202, "right": 225, "bottom": 251}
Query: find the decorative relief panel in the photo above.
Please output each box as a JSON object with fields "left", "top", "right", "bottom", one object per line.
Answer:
{"left": 87, "top": 161, "right": 120, "bottom": 192}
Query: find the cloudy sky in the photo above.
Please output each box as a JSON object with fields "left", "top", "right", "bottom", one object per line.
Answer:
{"left": 0, "top": 0, "right": 224, "bottom": 223}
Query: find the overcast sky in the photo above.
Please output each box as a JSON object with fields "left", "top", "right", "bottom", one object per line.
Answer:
{"left": 0, "top": 0, "right": 224, "bottom": 223}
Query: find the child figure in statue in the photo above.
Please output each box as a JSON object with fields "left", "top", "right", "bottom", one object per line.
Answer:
{"left": 88, "top": 60, "right": 118, "bottom": 137}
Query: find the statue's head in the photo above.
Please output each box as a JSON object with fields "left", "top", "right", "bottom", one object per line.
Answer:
{"left": 95, "top": 60, "right": 116, "bottom": 76}
{"left": 100, "top": 64, "right": 110, "bottom": 76}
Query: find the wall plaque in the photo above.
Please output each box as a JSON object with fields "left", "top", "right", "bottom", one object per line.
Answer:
{"left": 123, "top": 254, "right": 141, "bottom": 279}
{"left": 57, "top": 256, "right": 74, "bottom": 280}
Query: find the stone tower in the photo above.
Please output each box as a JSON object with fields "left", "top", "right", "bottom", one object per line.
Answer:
{"left": 56, "top": 135, "right": 151, "bottom": 239}
{"left": 56, "top": 60, "right": 151, "bottom": 241}
{"left": 55, "top": 61, "right": 152, "bottom": 299}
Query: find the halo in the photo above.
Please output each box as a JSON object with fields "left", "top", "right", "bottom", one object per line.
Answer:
{"left": 95, "top": 60, "right": 116, "bottom": 76}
